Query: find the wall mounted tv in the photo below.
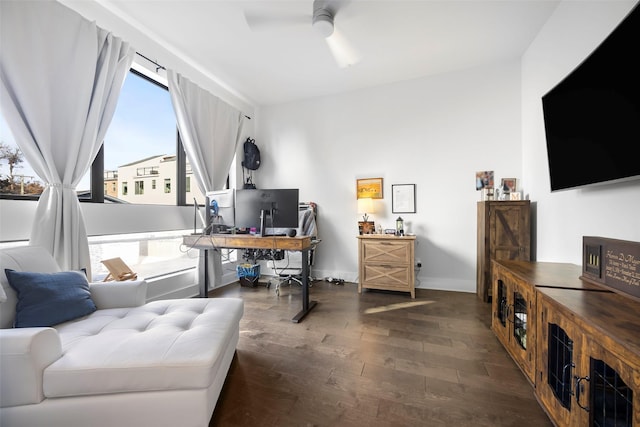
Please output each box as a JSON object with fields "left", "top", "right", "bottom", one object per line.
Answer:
{"left": 542, "top": 4, "right": 639, "bottom": 192}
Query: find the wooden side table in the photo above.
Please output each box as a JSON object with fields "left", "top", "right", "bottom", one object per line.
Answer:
{"left": 357, "top": 234, "right": 416, "bottom": 298}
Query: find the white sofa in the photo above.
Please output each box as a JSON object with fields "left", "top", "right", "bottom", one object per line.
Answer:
{"left": 0, "top": 246, "right": 243, "bottom": 427}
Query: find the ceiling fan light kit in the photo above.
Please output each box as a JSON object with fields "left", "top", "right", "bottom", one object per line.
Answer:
{"left": 312, "top": 8, "right": 334, "bottom": 38}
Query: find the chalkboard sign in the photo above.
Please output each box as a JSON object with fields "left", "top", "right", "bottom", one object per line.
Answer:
{"left": 581, "top": 236, "right": 640, "bottom": 300}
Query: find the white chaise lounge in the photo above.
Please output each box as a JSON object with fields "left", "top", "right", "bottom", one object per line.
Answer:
{"left": 0, "top": 245, "right": 243, "bottom": 427}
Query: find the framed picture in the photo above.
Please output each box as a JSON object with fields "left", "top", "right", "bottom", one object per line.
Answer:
{"left": 358, "top": 221, "right": 375, "bottom": 235}
{"left": 392, "top": 184, "right": 416, "bottom": 213}
{"left": 475, "top": 171, "right": 494, "bottom": 190}
{"left": 500, "top": 178, "right": 517, "bottom": 193}
{"left": 356, "top": 177, "right": 383, "bottom": 199}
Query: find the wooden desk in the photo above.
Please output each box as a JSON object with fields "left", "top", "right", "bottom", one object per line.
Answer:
{"left": 183, "top": 234, "right": 317, "bottom": 323}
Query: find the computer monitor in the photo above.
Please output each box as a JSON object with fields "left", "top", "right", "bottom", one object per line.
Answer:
{"left": 205, "top": 189, "right": 235, "bottom": 233}
{"left": 235, "top": 189, "right": 299, "bottom": 236}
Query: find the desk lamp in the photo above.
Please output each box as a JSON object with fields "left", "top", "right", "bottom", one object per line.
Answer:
{"left": 357, "top": 198, "right": 374, "bottom": 222}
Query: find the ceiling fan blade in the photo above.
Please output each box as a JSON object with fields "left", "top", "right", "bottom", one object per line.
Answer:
{"left": 326, "top": 28, "right": 362, "bottom": 68}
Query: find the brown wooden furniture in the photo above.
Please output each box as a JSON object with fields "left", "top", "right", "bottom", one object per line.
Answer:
{"left": 183, "top": 233, "right": 315, "bottom": 323}
{"left": 537, "top": 288, "right": 640, "bottom": 427}
{"left": 492, "top": 261, "right": 609, "bottom": 385}
{"left": 477, "top": 200, "right": 531, "bottom": 302}
{"left": 491, "top": 260, "right": 640, "bottom": 426}
{"left": 357, "top": 234, "right": 416, "bottom": 298}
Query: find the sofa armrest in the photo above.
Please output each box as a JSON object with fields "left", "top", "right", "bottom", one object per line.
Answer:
{"left": 89, "top": 279, "right": 148, "bottom": 309}
{"left": 0, "top": 327, "right": 62, "bottom": 407}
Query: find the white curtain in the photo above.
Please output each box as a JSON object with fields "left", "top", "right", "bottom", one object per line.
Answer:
{"left": 167, "top": 70, "right": 245, "bottom": 194}
{"left": 0, "top": 0, "right": 134, "bottom": 274}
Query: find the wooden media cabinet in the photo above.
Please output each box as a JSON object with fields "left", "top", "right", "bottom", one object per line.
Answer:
{"left": 491, "top": 244, "right": 640, "bottom": 426}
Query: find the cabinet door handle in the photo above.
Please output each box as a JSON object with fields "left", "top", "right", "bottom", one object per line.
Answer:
{"left": 574, "top": 375, "right": 590, "bottom": 412}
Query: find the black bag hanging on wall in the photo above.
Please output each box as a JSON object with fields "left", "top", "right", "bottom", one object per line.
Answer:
{"left": 241, "top": 138, "right": 261, "bottom": 171}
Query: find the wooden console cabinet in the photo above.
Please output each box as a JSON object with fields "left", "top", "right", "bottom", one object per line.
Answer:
{"left": 357, "top": 235, "right": 416, "bottom": 298}
{"left": 492, "top": 260, "right": 640, "bottom": 427}
{"left": 477, "top": 200, "right": 531, "bottom": 302}
{"left": 537, "top": 287, "right": 640, "bottom": 427}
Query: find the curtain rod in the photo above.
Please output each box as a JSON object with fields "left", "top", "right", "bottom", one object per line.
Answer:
{"left": 136, "top": 52, "right": 165, "bottom": 71}
{"left": 134, "top": 52, "right": 251, "bottom": 120}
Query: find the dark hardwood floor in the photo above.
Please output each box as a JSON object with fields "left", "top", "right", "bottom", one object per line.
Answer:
{"left": 208, "top": 280, "right": 553, "bottom": 427}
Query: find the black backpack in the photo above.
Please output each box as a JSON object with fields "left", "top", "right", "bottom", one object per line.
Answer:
{"left": 241, "top": 138, "right": 261, "bottom": 170}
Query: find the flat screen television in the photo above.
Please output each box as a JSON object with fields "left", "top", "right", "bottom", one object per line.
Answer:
{"left": 235, "top": 189, "right": 299, "bottom": 235}
{"left": 541, "top": 4, "right": 640, "bottom": 192}
{"left": 205, "top": 189, "right": 235, "bottom": 233}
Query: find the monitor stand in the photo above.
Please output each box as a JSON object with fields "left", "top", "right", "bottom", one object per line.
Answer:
{"left": 259, "top": 209, "right": 267, "bottom": 237}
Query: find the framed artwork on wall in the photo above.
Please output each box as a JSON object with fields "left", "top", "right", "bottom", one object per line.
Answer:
{"left": 392, "top": 184, "right": 416, "bottom": 213}
{"left": 356, "top": 178, "right": 383, "bottom": 199}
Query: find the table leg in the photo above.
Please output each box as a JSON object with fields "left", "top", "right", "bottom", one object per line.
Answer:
{"left": 198, "top": 248, "right": 209, "bottom": 298}
{"left": 292, "top": 248, "right": 317, "bottom": 322}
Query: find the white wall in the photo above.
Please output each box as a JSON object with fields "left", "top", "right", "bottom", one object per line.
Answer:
{"left": 522, "top": 0, "right": 640, "bottom": 264}
{"left": 255, "top": 61, "right": 524, "bottom": 292}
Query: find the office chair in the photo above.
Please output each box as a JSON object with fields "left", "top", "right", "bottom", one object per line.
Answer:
{"left": 273, "top": 202, "right": 319, "bottom": 296}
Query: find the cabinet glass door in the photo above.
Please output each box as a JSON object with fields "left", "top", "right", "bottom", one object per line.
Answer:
{"left": 548, "top": 323, "right": 574, "bottom": 410}
{"left": 513, "top": 291, "right": 527, "bottom": 349}
{"left": 497, "top": 280, "right": 508, "bottom": 327}
{"left": 590, "top": 358, "right": 633, "bottom": 427}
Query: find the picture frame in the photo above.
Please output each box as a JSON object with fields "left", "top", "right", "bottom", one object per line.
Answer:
{"left": 358, "top": 221, "right": 376, "bottom": 235}
{"left": 392, "top": 184, "right": 416, "bottom": 213}
{"left": 475, "top": 171, "right": 494, "bottom": 190}
{"left": 356, "top": 177, "right": 383, "bottom": 199}
{"left": 500, "top": 178, "right": 517, "bottom": 193}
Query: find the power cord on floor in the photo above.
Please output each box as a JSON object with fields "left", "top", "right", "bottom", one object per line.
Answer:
{"left": 325, "top": 277, "right": 344, "bottom": 285}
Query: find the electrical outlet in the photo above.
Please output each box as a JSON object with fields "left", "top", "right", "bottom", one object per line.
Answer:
{"left": 416, "top": 262, "right": 422, "bottom": 268}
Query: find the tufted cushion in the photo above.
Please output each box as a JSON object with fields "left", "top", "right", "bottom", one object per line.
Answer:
{"left": 43, "top": 297, "right": 244, "bottom": 398}
{"left": 5, "top": 269, "right": 97, "bottom": 328}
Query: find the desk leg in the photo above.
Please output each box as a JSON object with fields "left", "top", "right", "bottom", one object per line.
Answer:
{"left": 292, "top": 248, "right": 317, "bottom": 323}
{"left": 198, "top": 248, "right": 209, "bottom": 298}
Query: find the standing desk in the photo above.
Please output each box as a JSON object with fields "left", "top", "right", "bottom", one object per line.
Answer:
{"left": 183, "top": 234, "right": 317, "bottom": 323}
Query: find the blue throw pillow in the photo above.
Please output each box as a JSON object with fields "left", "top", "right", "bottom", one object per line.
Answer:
{"left": 5, "top": 269, "right": 97, "bottom": 328}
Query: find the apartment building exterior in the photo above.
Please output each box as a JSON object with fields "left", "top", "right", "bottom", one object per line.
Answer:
{"left": 104, "top": 155, "right": 204, "bottom": 204}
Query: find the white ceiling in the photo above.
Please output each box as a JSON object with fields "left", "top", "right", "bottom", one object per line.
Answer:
{"left": 67, "top": 0, "right": 561, "bottom": 106}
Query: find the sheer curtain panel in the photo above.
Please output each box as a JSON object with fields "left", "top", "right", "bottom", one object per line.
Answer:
{"left": 0, "top": 0, "right": 134, "bottom": 275}
{"left": 167, "top": 70, "right": 245, "bottom": 194}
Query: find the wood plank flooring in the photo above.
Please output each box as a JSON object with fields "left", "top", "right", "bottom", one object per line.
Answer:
{"left": 208, "top": 280, "right": 553, "bottom": 427}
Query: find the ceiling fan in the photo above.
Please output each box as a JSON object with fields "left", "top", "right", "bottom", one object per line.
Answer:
{"left": 243, "top": 0, "right": 362, "bottom": 68}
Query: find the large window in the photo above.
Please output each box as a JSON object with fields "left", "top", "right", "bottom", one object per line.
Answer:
{"left": 1, "top": 64, "right": 203, "bottom": 206}
{"left": 99, "top": 70, "right": 178, "bottom": 205}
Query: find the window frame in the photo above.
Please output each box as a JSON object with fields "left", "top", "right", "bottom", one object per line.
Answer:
{"left": 0, "top": 68, "right": 189, "bottom": 206}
